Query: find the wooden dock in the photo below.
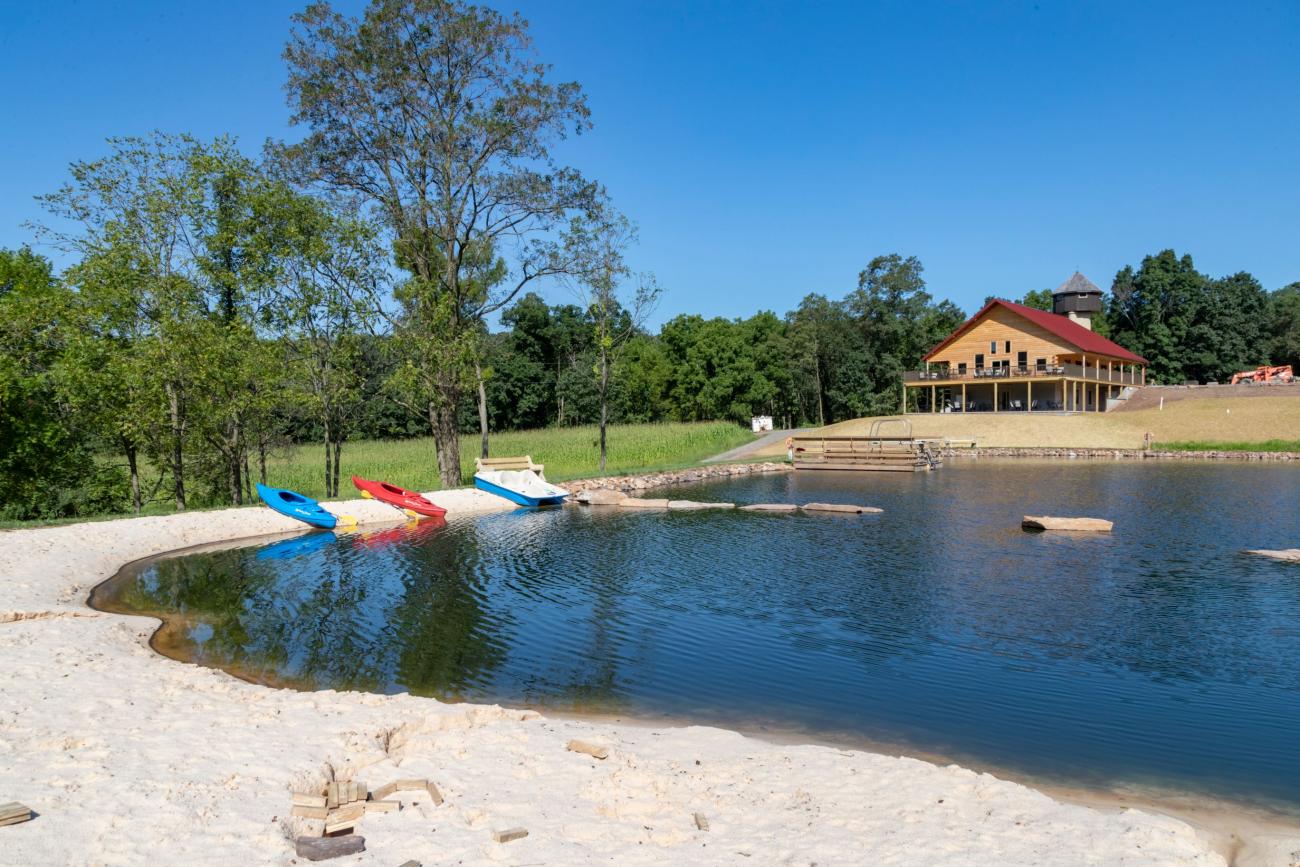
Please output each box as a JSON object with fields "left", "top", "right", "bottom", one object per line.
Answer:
{"left": 792, "top": 419, "right": 941, "bottom": 473}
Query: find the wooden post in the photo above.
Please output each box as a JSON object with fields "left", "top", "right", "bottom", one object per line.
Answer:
{"left": 993, "top": 381, "right": 999, "bottom": 412}
{"left": 961, "top": 381, "right": 966, "bottom": 412}
{"left": 1027, "top": 379, "right": 1033, "bottom": 411}
{"left": 1142, "top": 366, "right": 1146, "bottom": 385}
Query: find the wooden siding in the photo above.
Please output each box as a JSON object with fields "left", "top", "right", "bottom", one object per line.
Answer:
{"left": 928, "top": 306, "right": 1130, "bottom": 370}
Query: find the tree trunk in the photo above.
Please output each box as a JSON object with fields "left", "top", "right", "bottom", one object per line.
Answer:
{"left": 243, "top": 452, "right": 252, "bottom": 503}
{"left": 125, "top": 443, "right": 141, "bottom": 515}
{"left": 332, "top": 439, "right": 342, "bottom": 498}
{"left": 475, "top": 360, "right": 489, "bottom": 459}
{"left": 428, "top": 398, "right": 462, "bottom": 488}
{"left": 598, "top": 347, "right": 610, "bottom": 473}
{"left": 323, "top": 417, "right": 333, "bottom": 498}
{"left": 814, "top": 356, "right": 825, "bottom": 427}
{"left": 165, "top": 381, "right": 186, "bottom": 511}
{"left": 228, "top": 419, "right": 243, "bottom": 506}
{"left": 258, "top": 440, "right": 268, "bottom": 485}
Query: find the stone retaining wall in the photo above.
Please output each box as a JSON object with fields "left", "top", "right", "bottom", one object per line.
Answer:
{"left": 562, "top": 461, "right": 793, "bottom": 494}
{"left": 940, "top": 447, "right": 1300, "bottom": 462}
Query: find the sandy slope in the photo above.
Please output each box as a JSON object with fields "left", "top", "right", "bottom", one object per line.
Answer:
{"left": 0, "top": 490, "right": 1280, "bottom": 865}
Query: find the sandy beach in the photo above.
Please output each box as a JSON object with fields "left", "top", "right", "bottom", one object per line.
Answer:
{"left": 2, "top": 492, "right": 1297, "bottom": 865}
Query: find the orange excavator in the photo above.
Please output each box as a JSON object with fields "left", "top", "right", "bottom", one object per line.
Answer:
{"left": 1230, "top": 364, "right": 1294, "bottom": 385}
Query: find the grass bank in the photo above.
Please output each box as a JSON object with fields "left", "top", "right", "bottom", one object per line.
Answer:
{"left": 264, "top": 421, "right": 752, "bottom": 498}
{"left": 0, "top": 421, "right": 752, "bottom": 529}
{"left": 1160, "top": 439, "right": 1300, "bottom": 452}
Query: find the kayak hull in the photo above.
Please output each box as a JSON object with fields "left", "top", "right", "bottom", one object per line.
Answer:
{"left": 350, "top": 475, "right": 447, "bottom": 517}
{"left": 473, "top": 471, "right": 569, "bottom": 508}
{"left": 255, "top": 483, "right": 338, "bottom": 529}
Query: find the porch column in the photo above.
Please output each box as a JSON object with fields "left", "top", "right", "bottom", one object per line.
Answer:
{"left": 993, "top": 381, "right": 999, "bottom": 412}
{"left": 931, "top": 384, "right": 936, "bottom": 413}
{"left": 1027, "top": 380, "right": 1033, "bottom": 411}
{"left": 961, "top": 382, "right": 966, "bottom": 412}
{"left": 1142, "top": 366, "right": 1146, "bottom": 385}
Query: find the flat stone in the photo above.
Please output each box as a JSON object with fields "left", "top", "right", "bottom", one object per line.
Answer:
{"left": 1021, "top": 515, "right": 1113, "bottom": 532}
{"left": 740, "top": 504, "right": 798, "bottom": 512}
{"left": 618, "top": 498, "right": 670, "bottom": 509}
{"left": 294, "top": 835, "right": 365, "bottom": 861}
{"left": 802, "top": 502, "right": 883, "bottom": 514}
{"left": 566, "top": 739, "right": 610, "bottom": 759}
{"left": 492, "top": 827, "right": 529, "bottom": 844}
{"left": 1246, "top": 548, "right": 1300, "bottom": 562}
{"left": 576, "top": 488, "right": 626, "bottom": 505}
{"left": 667, "top": 500, "right": 736, "bottom": 510}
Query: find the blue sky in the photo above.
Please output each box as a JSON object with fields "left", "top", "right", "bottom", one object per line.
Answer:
{"left": 2, "top": 1, "right": 1298, "bottom": 323}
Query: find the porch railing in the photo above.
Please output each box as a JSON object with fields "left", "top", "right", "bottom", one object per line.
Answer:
{"left": 904, "top": 362, "right": 1139, "bottom": 384}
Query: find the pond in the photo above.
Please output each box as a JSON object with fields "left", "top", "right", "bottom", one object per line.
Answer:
{"left": 93, "top": 461, "right": 1300, "bottom": 812}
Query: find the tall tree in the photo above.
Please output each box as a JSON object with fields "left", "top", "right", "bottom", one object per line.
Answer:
{"left": 845, "top": 254, "right": 965, "bottom": 416}
{"left": 279, "top": 0, "right": 602, "bottom": 486}
{"left": 1268, "top": 282, "right": 1300, "bottom": 367}
{"left": 566, "top": 214, "right": 660, "bottom": 472}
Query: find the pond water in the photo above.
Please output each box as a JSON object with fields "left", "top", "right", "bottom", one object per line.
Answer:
{"left": 93, "top": 462, "right": 1300, "bottom": 811}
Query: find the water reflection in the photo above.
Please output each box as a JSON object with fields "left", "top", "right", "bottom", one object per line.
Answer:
{"left": 94, "top": 462, "right": 1300, "bottom": 810}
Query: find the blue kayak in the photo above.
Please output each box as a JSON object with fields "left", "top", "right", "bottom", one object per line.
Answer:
{"left": 256, "top": 483, "right": 338, "bottom": 529}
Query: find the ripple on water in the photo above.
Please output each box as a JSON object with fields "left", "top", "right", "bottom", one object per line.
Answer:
{"left": 94, "top": 461, "right": 1300, "bottom": 813}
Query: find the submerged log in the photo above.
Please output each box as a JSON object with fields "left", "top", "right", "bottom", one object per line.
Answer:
{"left": 802, "top": 502, "right": 883, "bottom": 514}
{"left": 294, "top": 835, "right": 365, "bottom": 861}
{"left": 1021, "top": 515, "right": 1113, "bottom": 533}
{"left": 739, "top": 504, "right": 799, "bottom": 512}
{"left": 1246, "top": 548, "right": 1300, "bottom": 562}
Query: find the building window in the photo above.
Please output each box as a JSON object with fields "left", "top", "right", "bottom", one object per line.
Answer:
{"left": 1005, "top": 340, "right": 1011, "bottom": 353}
{"left": 958, "top": 362, "right": 967, "bottom": 375}
{"left": 1036, "top": 357, "right": 1046, "bottom": 371}
{"left": 1017, "top": 351, "right": 1027, "bottom": 369}
{"left": 975, "top": 354, "right": 984, "bottom": 370}
{"left": 990, "top": 340, "right": 997, "bottom": 354}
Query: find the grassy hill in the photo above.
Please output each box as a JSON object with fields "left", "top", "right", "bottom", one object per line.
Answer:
{"left": 752, "top": 396, "right": 1300, "bottom": 454}
{"left": 265, "top": 421, "right": 752, "bottom": 498}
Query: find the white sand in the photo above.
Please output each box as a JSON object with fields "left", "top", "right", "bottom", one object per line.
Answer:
{"left": 0, "top": 491, "right": 1290, "bottom": 865}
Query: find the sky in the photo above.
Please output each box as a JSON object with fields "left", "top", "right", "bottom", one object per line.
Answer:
{"left": 2, "top": 0, "right": 1298, "bottom": 324}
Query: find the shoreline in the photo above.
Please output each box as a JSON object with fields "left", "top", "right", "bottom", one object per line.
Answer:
{"left": 2, "top": 486, "right": 1298, "bottom": 864}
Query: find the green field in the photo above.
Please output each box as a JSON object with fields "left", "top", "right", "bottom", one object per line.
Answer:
{"left": 262, "top": 421, "right": 752, "bottom": 499}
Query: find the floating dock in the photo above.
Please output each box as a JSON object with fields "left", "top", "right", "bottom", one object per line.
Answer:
{"left": 792, "top": 419, "right": 941, "bottom": 473}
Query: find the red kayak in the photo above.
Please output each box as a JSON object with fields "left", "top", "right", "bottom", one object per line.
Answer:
{"left": 351, "top": 475, "right": 447, "bottom": 518}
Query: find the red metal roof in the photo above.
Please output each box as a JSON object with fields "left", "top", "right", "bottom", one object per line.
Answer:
{"left": 923, "top": 299, "right": 1148, "bottom": 365}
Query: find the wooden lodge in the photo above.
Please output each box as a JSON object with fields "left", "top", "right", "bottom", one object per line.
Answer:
{"left": 903, "top": 273, "right": 1148, "bottom": 413}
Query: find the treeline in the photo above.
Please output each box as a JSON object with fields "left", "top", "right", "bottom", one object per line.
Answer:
{"left": 2, "top": 0, "right": 1299, "bottom": 523}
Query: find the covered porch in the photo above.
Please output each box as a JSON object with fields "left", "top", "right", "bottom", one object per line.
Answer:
{"left": 904, "top": 376, "right": 1124, "bottom": 413}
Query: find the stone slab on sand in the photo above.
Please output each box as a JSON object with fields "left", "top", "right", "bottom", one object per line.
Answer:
{"left": 1022, "top": 515, "right": 1114, "bottom": 533}
{"left": 0, "top": 495, "right": 1267, "bottom": 865}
